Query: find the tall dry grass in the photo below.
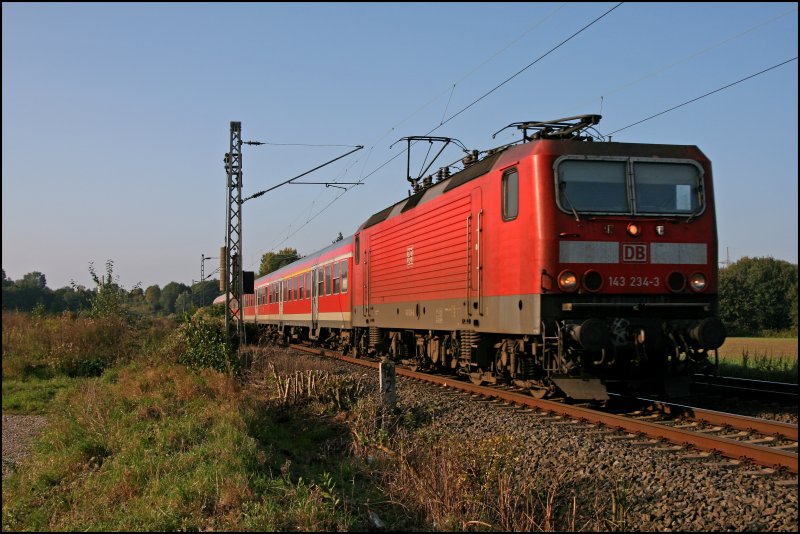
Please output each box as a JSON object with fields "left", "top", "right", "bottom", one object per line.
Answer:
{"left": 3, "top": 311, "right": 122, "bottom": 377}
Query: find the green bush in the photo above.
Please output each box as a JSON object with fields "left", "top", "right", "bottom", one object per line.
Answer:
{"left": 177, "top": 315, "right": 239, "bottom": 375}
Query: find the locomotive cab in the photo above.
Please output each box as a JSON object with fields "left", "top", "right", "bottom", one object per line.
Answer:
{"left": 536, "top": 138, "right": 726, "bottom": 397}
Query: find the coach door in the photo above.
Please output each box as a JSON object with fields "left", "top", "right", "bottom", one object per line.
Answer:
{"left": 468, "top": 188, "right": 483, "bottom": 319}
{"left": 311, "top": 267, "right": 320, "bottom": 337}
{"left": 278, "top": 279, "right": 285, "bottom": 325}
{"left": 362, "top": 234, "right": 372, "bottom": 319}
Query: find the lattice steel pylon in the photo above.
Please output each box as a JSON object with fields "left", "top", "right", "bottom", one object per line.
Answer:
{"left": 224, "top": 121, "right": 245, "bottom": 346}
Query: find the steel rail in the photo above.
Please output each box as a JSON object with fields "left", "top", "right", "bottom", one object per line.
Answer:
{"left": 290, "top": 344, "right": 798, "bottom": 474}
{"left": 634, "top": 397, "right": 798, "bottom": 441}
{"left": 693, "top": 374, "right": 798, "bottom": 403}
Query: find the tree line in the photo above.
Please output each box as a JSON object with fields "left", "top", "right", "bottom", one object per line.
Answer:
{"left": 3, "top": 256, "right": 797, "bottom": 336}
{"left": 718, "top": 256, "right": 797, "bottom": 336}
{"left": 2, "top": 262, "right": 219, "bottom": 317}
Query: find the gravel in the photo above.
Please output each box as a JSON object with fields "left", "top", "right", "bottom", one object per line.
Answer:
{"left": 2, "top": 414, "right": 49, "bottom": 478}
{"left": 393, "top": 380, "right": 798, "bottom": 531}
{"left": 281, "top": 349, "right": 798, "bottom": 532}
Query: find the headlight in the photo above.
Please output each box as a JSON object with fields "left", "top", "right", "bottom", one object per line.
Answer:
{"left": 582, "top": 269, "right": 603, "bottom": 292}
{"left": 558, "top": 270, "right": 578, "bottom": 292}
{"left": 626, "top": 222, "right": 642, "bottom": 237}
{"left": 667, "top": 272, "right": 686, "bottom": 292}
{"left": 689, "top": 272, "right": 707, "bottom": 292}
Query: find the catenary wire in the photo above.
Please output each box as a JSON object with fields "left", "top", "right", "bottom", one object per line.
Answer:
{"left": 258, "top": 4, "right": 626, "bottom": 256}
{"left": 607, "top": 57, "right": 798, "bottom": 136}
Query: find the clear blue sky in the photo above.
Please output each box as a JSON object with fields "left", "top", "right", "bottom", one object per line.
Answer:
{"left": 3, "top": 2, "right": 797, "bottom": 291}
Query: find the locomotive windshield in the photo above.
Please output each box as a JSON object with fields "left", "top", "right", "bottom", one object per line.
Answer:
{"left": 556, "top": 158, "right": 703, "bottom": 216}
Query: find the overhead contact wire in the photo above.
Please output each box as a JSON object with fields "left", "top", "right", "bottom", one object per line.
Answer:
{"left": 608, "top": 57, "right": 798, "bottom": 135}
{"left": 430, "top": 2, "right": 624, "bottom": 132}
{"left": 266, "top": 3, "right": 625, "bottom": 251}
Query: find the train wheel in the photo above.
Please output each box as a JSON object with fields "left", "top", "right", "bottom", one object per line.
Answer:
{"left": 469, "top": 371, "right": 484, "bottom": 386}
{"left": 529, "top": 387, "right": 548, "bottom": 399}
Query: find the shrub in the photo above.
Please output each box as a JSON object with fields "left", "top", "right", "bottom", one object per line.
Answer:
{"left": 176, "top": 315, "right": 239, "bottom": 375}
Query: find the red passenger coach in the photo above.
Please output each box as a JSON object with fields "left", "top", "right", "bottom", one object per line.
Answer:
{"left": 242, "top": 239, "right": 354, "bottom": 348}
{"left": 242, "top": 115, "right": 726, "bottom": 399}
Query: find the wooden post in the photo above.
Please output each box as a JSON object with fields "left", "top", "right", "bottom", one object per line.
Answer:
{"left": 379, "top": 357, "right": 396, "bottom": 408}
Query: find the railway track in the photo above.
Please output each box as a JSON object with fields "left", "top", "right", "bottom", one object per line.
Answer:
{"left": 693, "top": 374, "right": 798, "bottom": 404}
{"left": 289, "top": 344, "right": 798, "bottom": 475}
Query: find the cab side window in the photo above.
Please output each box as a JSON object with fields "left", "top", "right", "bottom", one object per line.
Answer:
{"left": 502, "top": 168, "right": 519, "bottom": 221}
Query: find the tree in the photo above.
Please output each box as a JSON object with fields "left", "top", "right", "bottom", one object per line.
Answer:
{"left": 191, "top": 279, "right": 220, "bottom": 307}
{"left": 145, "top": 285, "right": 162, "bottom": 312}
{"left": 258, "top": 248, "right": 299, "bottom": 276}
{"left": 719, "top": 257, "right": 798, "bottom": 335}
{"left": 17, "top": 271, "right": 47, "bottom": 289}
{"left": 2, "top": 271, "right": 51, "bottom": 311}
{"left": 130, "top": 287, "right": 145, "bottom": 301}
{"left": 86, "top": 260, "right": 132, "bottom": 319}
{"left": 160, "top": 282, "right": 189, "bottom": 315}
{"left": 332, "top": 232, "right": 343, "bottom": 243}
{"left": 174, "top": 291, "right": 195, "bottom": 315}
{"left": 52, "top": 286, "right": 92, "bottom": 313}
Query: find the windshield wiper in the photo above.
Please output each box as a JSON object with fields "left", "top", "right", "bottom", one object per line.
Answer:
{"left": 559, "top": 181, "right": 581, "bottom": 222}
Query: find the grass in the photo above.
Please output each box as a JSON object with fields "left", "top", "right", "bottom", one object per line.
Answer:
{"left": 2, "top": 359, "right": 358, "bottom": 531}
{"left": 2, "top": 315, "right": 638, "bottom": 531}
{"left": 2, "top": 375, "right": 76, "bottom": 414}
{"left": 717, "top": 337, "right": 798, "bottom": 359}
{"left": 714, "top": 337, "right": 798, "bottom": 383}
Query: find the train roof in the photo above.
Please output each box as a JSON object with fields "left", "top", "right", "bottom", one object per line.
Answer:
{"left": 356, "top": 138, "right": 708, "bottom": 232}
{"left": 255, "top": 235, "right": 353, "bottom": 284}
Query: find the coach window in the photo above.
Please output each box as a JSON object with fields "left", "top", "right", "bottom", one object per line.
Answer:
{"left": 341, "top": 260, "right": 348, "bottom": 293}
{"left": 325, "top": 264, "right": 332, "bottom": 296}
{"left": 333, "top": 262, "right": 340, "bottom": 294}
{"left": 355, "top": 235, "right": 360, "bottom": 265}
{"left": 317, "top": 267, "right": 324, "bottom": 296}
{"left": 502, "top": 168, "right": 519, "bottom": 221}
{"left": 305, "top": 272, "right": 311, "bottom": 299}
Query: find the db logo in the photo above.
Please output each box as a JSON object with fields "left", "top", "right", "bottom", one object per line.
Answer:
{"left": 622, "top": 243, "right": 648, "bottom": 263}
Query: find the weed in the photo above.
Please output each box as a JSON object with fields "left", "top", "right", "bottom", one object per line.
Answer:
{"left": 174, "top": 314, "right": 239, "bottom": 375}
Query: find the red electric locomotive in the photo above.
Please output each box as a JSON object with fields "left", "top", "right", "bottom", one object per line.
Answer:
{"left": 242, "top": 115, "right": 726, "bottom": 399}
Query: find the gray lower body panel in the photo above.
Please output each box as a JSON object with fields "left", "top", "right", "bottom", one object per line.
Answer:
{"left": 354, "top": 294, "right": 541, "bottom": 334}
